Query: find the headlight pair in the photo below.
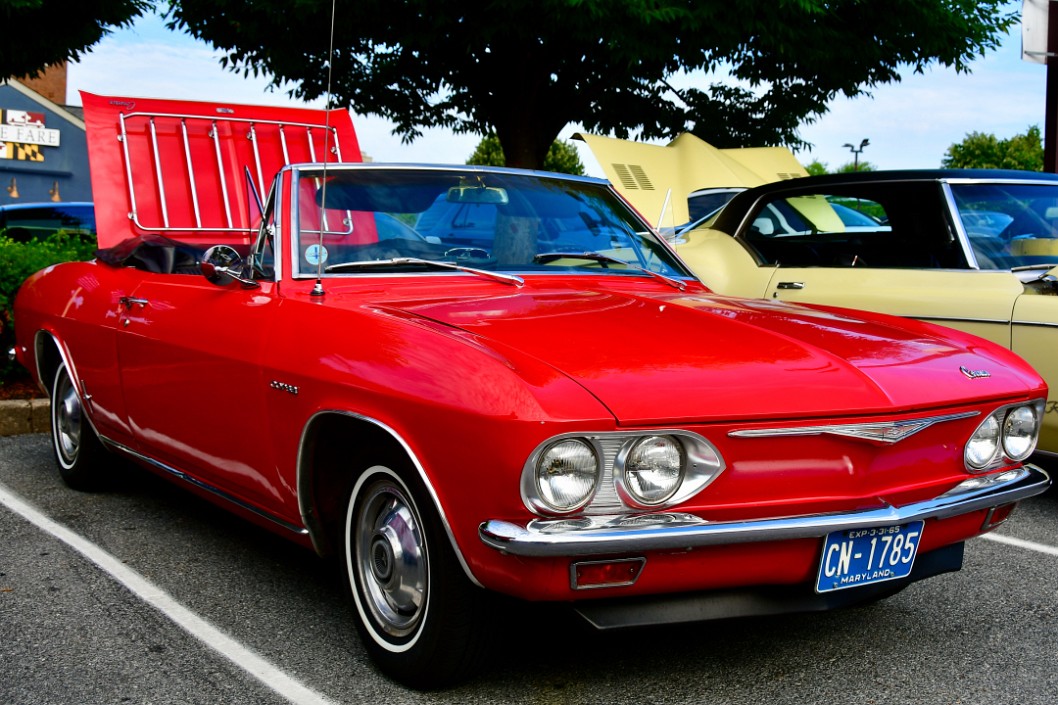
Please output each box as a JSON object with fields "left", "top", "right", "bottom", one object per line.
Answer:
{"left": 964, "top": 401, "right": 1044, "bottom": 472}
{"left": 524, "top": 432, "right": 724, "bottom": 516}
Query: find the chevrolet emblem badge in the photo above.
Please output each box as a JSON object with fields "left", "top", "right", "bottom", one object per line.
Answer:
{"left": 960, "top": 366, "right": 991, "bottom": 379}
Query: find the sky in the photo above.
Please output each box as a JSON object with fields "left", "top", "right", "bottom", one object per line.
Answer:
{"left": 64, "top": 8, "right": 1047, "bottom": 177}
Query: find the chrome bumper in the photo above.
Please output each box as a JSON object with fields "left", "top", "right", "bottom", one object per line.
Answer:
{"left": 479, "top": 465, "right": 1051, "bottom": 558}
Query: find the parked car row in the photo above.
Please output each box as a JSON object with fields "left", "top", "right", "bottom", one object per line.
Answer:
{"left": 0, "top": 202, "right": 95, "bottom": 243}
{"left": 10, "top": 95, "right": 1053, "bottom": 689}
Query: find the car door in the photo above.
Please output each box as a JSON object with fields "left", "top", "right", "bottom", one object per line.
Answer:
{"left": 764, "top": 267, "right": 1023, "bottom": 347}
{"left": 1011, "top": 290, "right": 1058, "bottom": 452}
{"left": 116, "top": 271, "right": 288, "bottom": 518}
{"left": 49, "top": 264, "right": 143, "bottom": 449}
{"left": 734, "top": 184, "right": 1022, "bottom": 346}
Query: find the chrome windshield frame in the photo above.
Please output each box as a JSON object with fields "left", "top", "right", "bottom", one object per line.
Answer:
{"left": 284, "top": 163, "right": 696, "bottom": 282}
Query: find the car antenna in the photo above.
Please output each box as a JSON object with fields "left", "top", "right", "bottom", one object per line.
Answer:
{"left": 311, "top": 0, "right": 339, "bottom": 298}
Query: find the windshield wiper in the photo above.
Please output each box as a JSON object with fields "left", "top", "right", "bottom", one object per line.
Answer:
{"left": 533, "top": 252, "right": 689, "bottom": 291}
{"left": 324, "top": 257, "right": 524, "bottom": 287}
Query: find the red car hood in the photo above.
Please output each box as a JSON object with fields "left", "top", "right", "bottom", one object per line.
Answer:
{"left": 377, "top": 286, "right": 1039, "bottom": 425}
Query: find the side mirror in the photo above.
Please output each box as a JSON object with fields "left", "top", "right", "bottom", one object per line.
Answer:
{"left": 200, "top": 245, "right": 259, "bottom": 289}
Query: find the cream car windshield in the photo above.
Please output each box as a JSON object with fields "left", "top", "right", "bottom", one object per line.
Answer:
{"left": 293, "top": 167, "right": 691, "bottom": 279}
{"left": 950, "top": 183, "right": 1058, "bottom": 270}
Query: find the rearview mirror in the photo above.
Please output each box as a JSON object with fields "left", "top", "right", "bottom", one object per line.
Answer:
{"left": 447, "top": 184, "right": 509, "bottom": 205}
{"left": 201, "top": 245, "right": 259, "bottom": 289}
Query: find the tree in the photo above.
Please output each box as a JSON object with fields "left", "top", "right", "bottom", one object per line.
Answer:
{"left": 467, "top": 134, "right": 585, "bottom": 175}
{"left": 942, "top": 126, "right": 1044, "bottom": 171}
{"left": 0, "top": 0, "right": 151, "bottom": 79}
{"left": 804, "top": 160, "right": 829, "bottom": 176}
{"left": 804, "top": 159, "right": 875, "bottom": 174}
{"left": 835, "top": 161, "right": 876, "bottom": 173}
{"left": 166, "top": 0, "right": 1016, "bottom": 170}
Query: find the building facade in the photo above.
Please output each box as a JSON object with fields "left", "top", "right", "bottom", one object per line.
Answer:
{"left": 0, "top": 67, "right": 91, "bottom": 206}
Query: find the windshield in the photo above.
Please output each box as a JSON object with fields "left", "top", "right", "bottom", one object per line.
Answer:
{"left": 292, "top": 166, "right": 691, "bottom": 280}
{"left": 950, "top": 182, "right": 1058, "bottom": 269}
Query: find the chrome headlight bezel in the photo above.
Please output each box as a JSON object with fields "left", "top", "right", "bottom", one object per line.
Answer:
{"left": 964, "top": 400, "right": 1044, "bottom": 472}
{"left": 1002, "top": 403, "right": 1041, "bottom": 462}
{"left": 616, "top": 434, "right": 686, "bottom": 507}
{"left": 965, "top": 414, "right": 1001, "bottom": 470}
{"left": 524, "top": 438, "right": 601, "bottom": 515}
{"left": 522, "top": 430, "right": 725, "bottom": 517}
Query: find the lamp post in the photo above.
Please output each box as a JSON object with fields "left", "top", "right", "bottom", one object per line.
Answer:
{"left": 842, "top": 138, "right": 870, "bottom": 171}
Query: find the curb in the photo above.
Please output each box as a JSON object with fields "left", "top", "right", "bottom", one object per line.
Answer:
{"left": 0, "top": 398, "right": 50, "bottom": 436}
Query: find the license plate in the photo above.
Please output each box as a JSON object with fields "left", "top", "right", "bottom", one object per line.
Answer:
{"left": 815, "top": 521, "right": 923, "bottom": 593}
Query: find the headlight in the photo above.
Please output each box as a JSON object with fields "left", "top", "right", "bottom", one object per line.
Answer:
{"left": 522, "top": 430, "right": 725, "bottom": 516}
{"left": 533, "top": 439, "right": 599, "bottom": 513}
{"left": 965, "top": 401, "right": 1043, "bottom": 471}
{"left": 620, "top": 435, "right": 685, "bottom": 506}
{"left": 1002, "top": 405, "right": 1039, "bottom": 461}
{"left": 965, "top": 414, "right": 1000, "bottom": 470}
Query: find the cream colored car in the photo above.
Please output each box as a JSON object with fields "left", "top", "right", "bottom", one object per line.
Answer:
{"left": 674, "top": 170, "right": 1058, "bottom": 456}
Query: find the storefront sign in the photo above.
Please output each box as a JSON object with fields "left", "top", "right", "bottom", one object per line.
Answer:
{"left": 0, "top": 109, "right": 61, "bottom": 161}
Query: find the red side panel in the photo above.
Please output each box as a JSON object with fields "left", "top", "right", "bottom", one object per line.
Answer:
{"left": 81, "top": 92, "right": 360, "bottom": 248}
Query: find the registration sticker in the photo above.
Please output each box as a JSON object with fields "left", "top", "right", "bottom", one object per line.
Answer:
{"left": 305, "top": 244, "right": 329, "bottom": 266}
{"left": 815, "top": 521, "right": 923, "bottom": 593}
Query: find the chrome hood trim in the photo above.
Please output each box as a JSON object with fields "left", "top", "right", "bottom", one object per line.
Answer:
{"left": 727, "top": 411, "right": 979, "bottom": 444}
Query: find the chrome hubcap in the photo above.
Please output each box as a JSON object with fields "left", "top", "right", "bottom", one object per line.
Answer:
{"left": 356, "top": 481, "right": 427, "bottom": 637}
{"left": 54, "top": 372, "right": 82, "bottom": 465}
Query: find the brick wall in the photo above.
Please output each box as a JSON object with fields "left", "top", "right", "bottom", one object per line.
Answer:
{"left": 18, "top": 63, "right": 68, "bottom": 105}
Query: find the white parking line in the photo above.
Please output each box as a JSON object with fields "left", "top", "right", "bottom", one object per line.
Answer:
{"left": 0, "top": 481, "right": 339, "bottom": 705}
{"left": 982, "top": 532, "right": 1058, "bottom": 557}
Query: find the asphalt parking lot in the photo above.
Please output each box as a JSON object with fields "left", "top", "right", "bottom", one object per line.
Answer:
{"left": 1, "top": 433, "right": 1056, "bottom": 705}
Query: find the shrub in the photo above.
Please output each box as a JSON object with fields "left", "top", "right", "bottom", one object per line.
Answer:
{"left": 0, "top": 232, "right": 97, "bottom": 385}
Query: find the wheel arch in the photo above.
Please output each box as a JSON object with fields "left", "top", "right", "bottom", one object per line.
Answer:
{"left": 296, "top": 410, "right": 483, "bottom": 587}
{"left": 33, "top": 329, "right": 72, "bottom": 399}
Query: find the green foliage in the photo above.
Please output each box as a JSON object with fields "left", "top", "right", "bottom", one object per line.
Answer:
{"left": 803, "top": 159, "right": 875, "bottom": 174}
{"left": 804, "top": 160, "right": 829, "bottom": 176}
{"left": 941, "top": 125, "right": 1044, "bottom": 171}
{"left": 166, "top": 0, "right": 1016, "bottom": 170}
{"left": 835, "top": 161, "right": 876, "bottom": 173}
{"left": 0, "top": 0, "right": 151, "bottom": 78}
{"left": 466, "top": 134, "right": 585, "bottom": 175}
{"left": 0, "top": 233, "right": 96, "bottom": 381}
{"left": 828, "top": 196, "right": 886, "bottom": 222}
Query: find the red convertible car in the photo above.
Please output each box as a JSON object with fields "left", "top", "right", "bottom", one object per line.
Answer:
{"left": 11, "top": 94, "right": 1052, "bottom": 688}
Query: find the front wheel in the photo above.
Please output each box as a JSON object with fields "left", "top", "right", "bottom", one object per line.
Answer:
{"left": 345, "top": 463, "right": 490, "bottom": 689}
{"left": 50, "top": 362, "right": 107, "bottom": 490}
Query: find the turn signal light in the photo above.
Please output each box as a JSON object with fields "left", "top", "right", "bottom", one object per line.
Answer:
{"left": 570, "top": 557, "right": 645, "bottom": 590}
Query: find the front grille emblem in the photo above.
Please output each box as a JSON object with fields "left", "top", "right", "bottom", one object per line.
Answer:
{"left": 729, "top": 411, "right": 979, "bottom": 444}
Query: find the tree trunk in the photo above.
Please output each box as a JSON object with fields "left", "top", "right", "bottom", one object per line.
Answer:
{"left": 495, "top": 129, "right": 551, "bottom": 170}
{"left": 493, "top": 214, "right": 539, "bottom": 266}
{"left": 494, "top": 116, "right": 561, "bottom": 171}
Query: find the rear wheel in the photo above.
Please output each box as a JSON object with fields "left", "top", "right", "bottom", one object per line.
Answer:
{"left": 345, "top": 462, "right": 489, "bottom": 689}
{"left": 50, "top": 362, "right": 107, "bottom": 490}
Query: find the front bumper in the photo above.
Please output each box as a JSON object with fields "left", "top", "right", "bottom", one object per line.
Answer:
{"left": 479, "top": 464, "right": 1051, "bottom": 558}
